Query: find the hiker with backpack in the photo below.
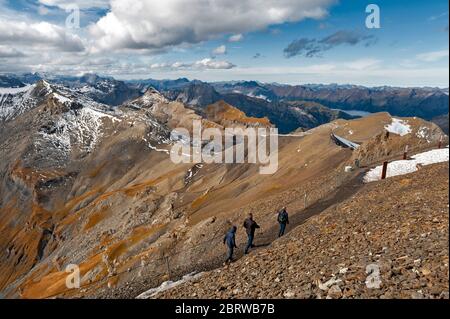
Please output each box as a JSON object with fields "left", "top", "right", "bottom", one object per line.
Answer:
{"left": 277, "top": 207, "right": 289, "bottom": 237}
{"left": 243, "top": 213, "right": 260, "bottom": 254}
{"left": 223, "top": 226, "right": 238, "bottom": 262}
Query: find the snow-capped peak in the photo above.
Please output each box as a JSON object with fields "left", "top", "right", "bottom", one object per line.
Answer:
{"left": 41, "top": 79, "right": 52, "bottom": 90}
{"left": 0, "top": 83, "right": 39, "bottom": 122}
{"left": 142, "top": 87, "right": 167, "bottom": 102}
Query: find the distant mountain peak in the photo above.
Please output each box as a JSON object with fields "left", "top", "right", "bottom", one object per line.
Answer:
{"left": 80, "top": 73, "right": 102, "bottom": 84}
{"left": 126, "top": 87, "right": 168, "bottom": 109}
{"left": 29, "top": 80, "right": 53, "bottom": 98}
{"left": 143, "top": 86, "right": 162, "bottom": 96}
{"left": 205, "top": 100, "right": 272, "bottom": 128}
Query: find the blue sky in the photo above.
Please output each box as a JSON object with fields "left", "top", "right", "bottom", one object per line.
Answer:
{"left": 0, "top": 0, "right": 448, "bottom": 87}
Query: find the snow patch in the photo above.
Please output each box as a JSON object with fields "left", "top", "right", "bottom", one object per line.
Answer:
{"left": 0, "top": 84, "right": 37, "bottom": 121}
{"left": 42, "top": 80, "right": 52, "bottom": 91}
{"left": 0, "top": 85, "right": 33, "bottom": 95}
{"left": 147, "top": 143, "right": 170, "bottom": 154}
{"left": 52, "top": 92, "right": 72, "bottom": 104}
{"left": 416, "top": 126, "right": 432, "bottom": 143}
{"left": 247, "top": 92, "right": 271, "bottom": 102}
{"left": 38, "top": 107, "right": 121, "bottom": 156}
{"left": 384, "top": 118, "right": 411, "bottom": 136}
{"left": 136, "top": 272, "right": 204, "bottom": 299}
{"left": 364, "top": 147, "right": 449, "bottom": 182}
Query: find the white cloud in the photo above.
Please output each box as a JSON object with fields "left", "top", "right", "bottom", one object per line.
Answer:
{"left": 194, "top": 58, "right": 235, "bottom": 69}
{"left": 416, "top": 49, "right": 449, "bottom": 62}
{"left": 0, "top": 46, "right": 25, "bottom": 58}
{"left": 90, "top": 0, "right": 334, "bottom": 51}
{"left": 229, "top": 34, "right": 244, "bottom": 42}
{"left": 345, "top": 58, "right": 381, "bottom": 70}
{"left": 212, "top": 45, "right": 227, "bottom": 55}
{"left": 150, "top": 62, "right": 179, "bottom": 69}
{"left": 151, "top": 58, "right": 235, "bottom": 70}
{"left": 0, "top": 18, "right": 85, "bottom": 52}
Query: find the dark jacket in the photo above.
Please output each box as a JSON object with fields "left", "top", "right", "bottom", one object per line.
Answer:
{"left": 223, "top": 227, "right": 237, "bottom": 248}
{"left": 277, "top": 209, "right": 289, "bottom": 224}
{"left": 243, "top": 218, "right": 260, "bottom": 235}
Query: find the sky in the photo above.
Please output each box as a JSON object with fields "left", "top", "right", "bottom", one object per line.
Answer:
{"left": 0, "top": 0, "right": 448, "bottom": 87}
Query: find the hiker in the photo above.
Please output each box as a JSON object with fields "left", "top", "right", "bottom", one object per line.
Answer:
{"left": 243, "top": 213, "right": 260, "bottom": 254}
{"left": 223, "top": 226, "right": 238, "bottom": 262}
{"left": 277, "top": 207, "right": 289, "bottom": 237}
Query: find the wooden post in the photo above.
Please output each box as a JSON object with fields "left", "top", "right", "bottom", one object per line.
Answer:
{"left": 403, "top": 145, "right": 409, "bottom": 160}
{"left": 381, "top": 161, "right": 388, "bottom": 180}
{"left": 438, "top": 136, "right": 443, "bottom": 149}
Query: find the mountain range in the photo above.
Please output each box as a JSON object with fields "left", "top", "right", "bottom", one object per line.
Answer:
{"left": 2, "top": 73, "right": 448, "bottom": 134}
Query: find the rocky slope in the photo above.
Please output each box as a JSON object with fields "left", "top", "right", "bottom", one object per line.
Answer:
{"left": 0, "top": 80, "right": 446, "bottom": 299}
{"left": 0, "top": 83, "right": 174, "bottom": 297}
{"left": 0, "top": 81, "right": 53, "bottom": 122}
{"left": 203, "top": 100, "right": 271, "bottom": 128}
{"left": 432, "top": 113, "right": 449, "bottom": 135}
{"left": 153, "top": 162, "right": 449, "bottom": 299}
{"left": 0, "top": 81, "right": 277, "bottom": 298}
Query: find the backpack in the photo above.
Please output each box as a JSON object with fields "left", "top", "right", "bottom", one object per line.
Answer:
{"left": 278, "top": 210, "right": 287, "bottom": 223}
